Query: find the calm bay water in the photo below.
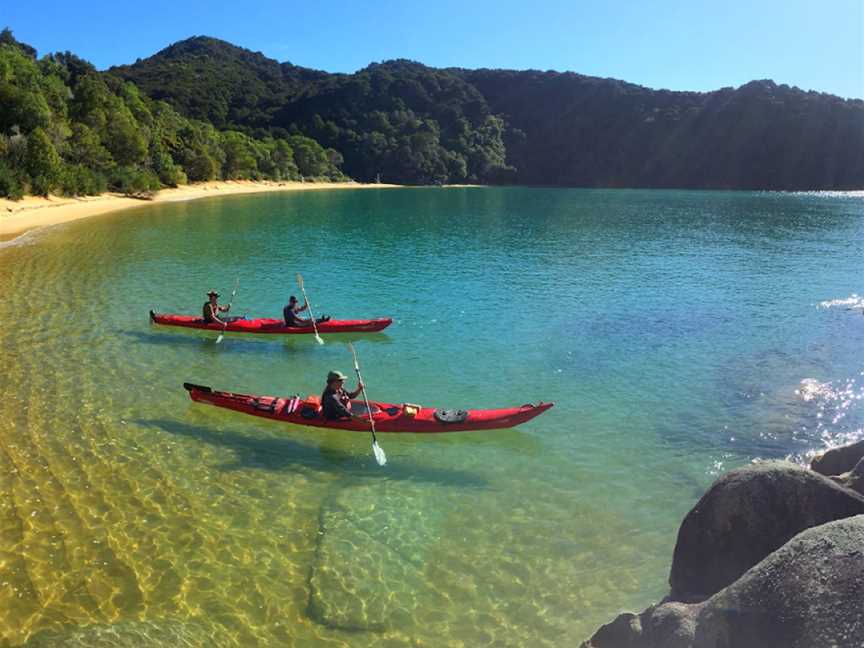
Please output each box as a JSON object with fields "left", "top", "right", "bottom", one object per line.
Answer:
{"left": 0, "top": 187, "right": 862, "bottom": 646}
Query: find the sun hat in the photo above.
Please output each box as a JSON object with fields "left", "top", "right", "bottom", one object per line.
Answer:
{"left": 327, "top": 370, "right": 348, "bottom": 382}
{"left": 207, "top": 290, "right": 220, "bottom": 297}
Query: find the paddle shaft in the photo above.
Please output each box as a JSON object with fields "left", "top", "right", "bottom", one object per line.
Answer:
{"left": 350, "top": 355, "right": 379, "bottom": 444}
{"left": 217, "top": 280, "right": 239, "bottom": 339}
{"left": 296, "top": 274, "right": 323, "bottom": 341}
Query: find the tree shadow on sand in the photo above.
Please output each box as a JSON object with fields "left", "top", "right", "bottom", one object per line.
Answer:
{"left": 135, "top": 418, "right": 488, "bottom": 489}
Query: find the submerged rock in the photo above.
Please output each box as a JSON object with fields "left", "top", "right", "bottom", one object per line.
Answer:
{"left": 669, "top": 461, "right": 864, "bottom": 601}
{"left": 583, "top": 515, "right": 864, "bottom": 648}
{"left": 811, "top": 439, "right": 864, "bottom": 477}
{"left": 22, "top": 618, "right": 208, "bottom": 647}
{"left": 307, "top": 480, "right": 454, "bottom": 632}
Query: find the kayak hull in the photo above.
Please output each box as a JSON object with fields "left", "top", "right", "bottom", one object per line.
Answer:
{"left": 183, "top": 383, "right": 553, "bottom": 433}
{"left": 151, "top": 311, "right": 392, "bottom": 334}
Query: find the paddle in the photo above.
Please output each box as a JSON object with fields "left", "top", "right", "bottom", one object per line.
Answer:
{"left": 348, "top": 342, "right": 387, "bottom": 466}
{"left": 215, "top": 278, "right": 239, "bottom": 344}
{"left": 295, "top": 273, "right": 324, "bottom": 345}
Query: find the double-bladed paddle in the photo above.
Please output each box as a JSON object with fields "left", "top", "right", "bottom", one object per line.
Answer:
{"left": 215, "top": 278, "right": 239, "bottom": 344}
{"left": 348, "top": 342, "right": 387, "bottom": 466}
{"left": 296, "top": 273, "right": 324, "bottom": 345}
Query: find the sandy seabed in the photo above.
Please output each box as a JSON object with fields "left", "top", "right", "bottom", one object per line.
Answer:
{"left": 0, "top": 180, "right": 400, "bottom": 241}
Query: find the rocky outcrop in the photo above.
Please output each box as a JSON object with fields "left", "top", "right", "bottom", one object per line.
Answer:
{"left": 668, "top": 462, "right": 864, "bottom": 601}
{"left": 582, "top": 515, "right": 864, "bottom": 648}
{"left": 584, "top": 447, "right": 864, "bottom": 647}
{"left": 811, "top": 439, "right": 864, "bottom": 477}
{"left": 833, "top": 457, "right": 864, "bottom": 497}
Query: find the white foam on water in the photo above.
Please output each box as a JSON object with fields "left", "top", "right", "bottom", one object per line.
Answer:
{"left": 817, "top": 294, "right": 864, "bottom": 309}
{"left": 0, "top": 226, "right": 50, "bottom": 250}
{"left": 795, "top": 376, "right": 864, "bottom": 456}
{"left": 796, "top": 378, "right": 836, "bottom": 402}
{"left": 788, "top": 190, "right": 864, "bottom": 200}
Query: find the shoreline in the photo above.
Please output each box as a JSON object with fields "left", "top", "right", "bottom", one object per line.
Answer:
{"left": 0, "top": 180, "right": 402, "bottom": 242}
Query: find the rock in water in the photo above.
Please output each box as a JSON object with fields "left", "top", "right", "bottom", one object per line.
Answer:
{"left": 22, "top": 618, "right": 208, "bottom": 647}
{"left": 811, "top": 439, "right": 864, "bottom": 476}
{"left": 307, "top": 480, "right": 453, "bottom": 631}
{"left": 583, "top": 515, "right": 864, "bottom": 648}
{"left": 669, "top": 461, "right": 864, "bottom": 601}
{"left": 833, "top": 456, "right": 864, "bottom": 497}
{"left": 691, "top": 514, "right": 864, "bottom": 647}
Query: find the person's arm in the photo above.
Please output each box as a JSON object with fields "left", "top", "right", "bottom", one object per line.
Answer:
{"left": 208, "top": 303, "right": 225, "bottom": 324}
{"left": 218, "top": 304, "right": 230, "bottom": 312}
{"left": 298, "top": 301, "right": 309, "bottom": 313}
{"left": 348, "top": 382, "right": 364, "bottom": 399}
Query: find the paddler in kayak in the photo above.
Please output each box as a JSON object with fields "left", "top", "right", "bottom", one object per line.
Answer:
{"left": 283, "top": 295, "right": 331, "bottom": 328}
{"left": 321, "top": 370, "right": 364, "bottom": 420}
{"left": 203, "top": 290, "right": 232, "bottom": 325}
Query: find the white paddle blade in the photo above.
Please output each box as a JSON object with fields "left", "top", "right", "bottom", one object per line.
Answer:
{"left": 215, "top": 334, "right": 224, "bottom": 344}
{"left": 315, "top": 334, "right": 324, "bottom": 345}
{"left": 296, "top": 273, "right": 303, "bottom": 289}
{"left": 372, "top": 441, "right": 387, "bottom": 466}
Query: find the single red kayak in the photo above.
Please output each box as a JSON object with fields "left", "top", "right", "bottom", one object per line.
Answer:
{"left": 183, "top": 383, "right": 553, "bottom": 433}
{"left": 150, "top": 311, "right": 392, "bottom": 335}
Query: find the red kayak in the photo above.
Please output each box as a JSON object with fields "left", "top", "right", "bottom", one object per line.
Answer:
{"left": 183, "top": 383, "right": 553, "bottom": 433}
{"left": 150, "top": 311, "right": 392, "bottom": 335}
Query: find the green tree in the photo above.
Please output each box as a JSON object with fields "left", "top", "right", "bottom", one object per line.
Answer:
{"left": 288, "top": 135, "right": 332, "bottom": 178}
{"left": 104, "top": 109, "right": 147, "bottom": 166}
{"left": 112, "top": 166, "right": 159, "bottom": 196}
{"left": 67, "top": 123, "right": 113, "bottom": 170}
{"left": 25, "top": 127, "right": 61, "bottom": 194}
{"left": 220, "top": 130, "right": 258, "bottom": 179}
{"left": 0, "top": 160, "right": 24, "bottom": 198}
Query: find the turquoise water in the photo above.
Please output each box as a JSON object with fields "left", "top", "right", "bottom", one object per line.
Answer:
{"left": 0, "top": 187, "right": 862, "bottom": 645}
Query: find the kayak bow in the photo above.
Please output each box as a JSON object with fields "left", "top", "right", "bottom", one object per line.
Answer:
{"left": 183, "top": 383, "right": 553, "bottom": 433}
{"left": 151, "top": 311, "right": 392, "bottom": 335}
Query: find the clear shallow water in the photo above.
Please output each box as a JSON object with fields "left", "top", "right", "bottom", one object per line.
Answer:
{"left": 0, "top": 187, "right": 862, "bottom": 646}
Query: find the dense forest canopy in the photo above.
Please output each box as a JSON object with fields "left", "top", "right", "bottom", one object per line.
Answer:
{"left": 0, "top": 30, "right": 344, "bottom": 199}
{"left": 1, "top": 30, "right": 862, "bottom": 196}
{"left": 114, "top": 36, "right": 864, "bottom": 190}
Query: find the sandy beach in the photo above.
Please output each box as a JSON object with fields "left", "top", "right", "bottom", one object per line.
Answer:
{"left": 0, "top": 180, "right": 400, "bottom": 241}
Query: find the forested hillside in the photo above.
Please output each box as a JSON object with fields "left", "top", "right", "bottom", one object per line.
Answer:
{"left": 115, "top": 36, "right": 864, "bottom": 190}
{"left": 2, "top": 30, "right": 861, "bottom": 196}
{"left": 0, "top": 30, "right": 344, "bottom": 200}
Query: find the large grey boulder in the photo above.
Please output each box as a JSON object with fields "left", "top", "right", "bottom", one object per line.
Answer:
{"left": 691, "top": 514, "right": 864, "bottom": 647}
{"left": 811, "top": 439, "right": 864, "bottom": 476}
{"left": 669, "top": 461, "right": 864, "bottom": 600}
{"left": 833, "top": 456, "right": 864, "bottom": 497}
{"left": 583, "top": 515, "right": 864, "bottom": 648}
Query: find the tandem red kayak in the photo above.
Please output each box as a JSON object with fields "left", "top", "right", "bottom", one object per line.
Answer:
{"left": 150, "top": 311, "right": 392, "bottom": 335}
{"left": 183, "top": 383, "right": 553, "bottom": 433}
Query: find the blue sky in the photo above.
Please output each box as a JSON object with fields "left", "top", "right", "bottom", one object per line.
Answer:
{"left": 4, "top": 0, "right": 862, "bottom": 98}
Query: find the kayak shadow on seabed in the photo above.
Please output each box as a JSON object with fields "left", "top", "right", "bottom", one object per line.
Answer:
{"left": 120, "top": 329, "right": 392, "bottom": 355}
{"left": 134, "top": 418, "right": 489, "bottom": 488}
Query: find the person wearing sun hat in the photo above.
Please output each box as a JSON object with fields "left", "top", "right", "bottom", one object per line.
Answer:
{"left": 321, "top": 370, "right": 364, "bottom": 420}
{"left": 202, "top": 289, "right": 231, "bottom": 324}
